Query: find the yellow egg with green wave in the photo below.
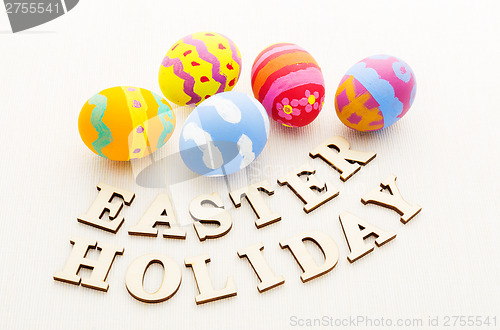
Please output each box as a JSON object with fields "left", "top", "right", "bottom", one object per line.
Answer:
{"left": 78, "top": 86, "right": 176, "bottom": 161}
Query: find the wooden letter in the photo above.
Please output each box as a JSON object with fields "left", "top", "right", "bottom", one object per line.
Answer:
{"left": 77, "top": 182, "right": 135, "bottom": 233}
{"left": 53, "top": 237, "right": 124, "bottom": 292}
{"left": 128, "top": 193, "right": 186, "bottom": 239}
{"left": 229, "top": 180, "right": 281, "bottom": 228}
{"left": 190, "top": 193, "right": 232, "bottom": 241}
{"left": 279, "top": 231, "right": 339, "bottom": 282}
{"left": 237, "top": 242, "right": 285, "bottom": 293}
{"left": 309, "top": 136, "right": 376, "bottom": 181}
{"left": 277, "top": 163, "right": 339, "bottom": 213}
{"left": 184, "top": 254, "right": 237, "bottom": 305}
{"left": 339, "top": 211, "right": 396, "bottom": 263}
{"left": 361, "top": 175, "right": 422, "bottom": 223}
{"left": 125, "top": 254, "right": 182, "bottom": 303}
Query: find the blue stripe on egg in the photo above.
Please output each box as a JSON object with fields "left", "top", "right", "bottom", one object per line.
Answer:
{"left": 347, "top": 61, "right": 403, "bottom": 127}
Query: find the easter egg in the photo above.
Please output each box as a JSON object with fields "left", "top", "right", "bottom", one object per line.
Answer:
{"left": 158, "top": 32, "right": 242, "bottom": 106}
{"left": 251, "top": 43, "right": 325, "bottom": 127}
{"left": 78, "top": 86, "right": 176, "bottom": 161}
{"left": 179, "top": 91, "right": 269, "bottom": 176}
{"left": 335, "top": 54, "right": 417, "bottom": 131}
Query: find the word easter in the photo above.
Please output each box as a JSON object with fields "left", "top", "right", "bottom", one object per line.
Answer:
{"left": 53, "top": 136, "right": 422, "bottom": 305}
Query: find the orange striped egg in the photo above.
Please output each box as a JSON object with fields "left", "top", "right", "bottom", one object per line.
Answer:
{"left": 78, "top": 86, "right": 176, "bottom": 161}
{"left": 251, "top": 43, "right": 325, "bottom": 127}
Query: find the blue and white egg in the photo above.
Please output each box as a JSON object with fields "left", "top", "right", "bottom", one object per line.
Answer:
{"left": 179, "top": 91, "right": 270, "bottom": 176}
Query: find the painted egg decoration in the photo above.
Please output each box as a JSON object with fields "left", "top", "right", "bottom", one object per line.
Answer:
{"left": 335, "top": 54, "right": 417, "bottom": 131}
{"left": 179, "top": 91, "right": 270, "bottom": 176}
{"left": 78, "top": 86, "right": 176, "bottom": 161}
{"left": 251, "top": 43, "right": 325, "bottom": 127}
{"left": 159, "top": 31, "right": 242, "bottom": 106}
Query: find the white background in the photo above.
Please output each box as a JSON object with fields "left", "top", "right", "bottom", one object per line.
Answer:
{"left": 1, "top": 0, "right": 499, "bottom": 329}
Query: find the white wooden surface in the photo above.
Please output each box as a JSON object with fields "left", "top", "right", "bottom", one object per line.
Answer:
{"left": 1, "top": 0, "right": 499, "bottom": 329}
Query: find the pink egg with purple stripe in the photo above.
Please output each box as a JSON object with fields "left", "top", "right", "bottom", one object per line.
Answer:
{"left": 335, "top": 54, "right": 417, "bottom": 131}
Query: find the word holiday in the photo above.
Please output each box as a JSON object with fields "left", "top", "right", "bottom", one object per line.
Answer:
{"left": 54, "top": 136, "right": 421, "bottom": 304}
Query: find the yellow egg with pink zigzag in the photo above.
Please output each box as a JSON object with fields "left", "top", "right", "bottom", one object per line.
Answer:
{"left": 158, "top": 32, "right": 242, "bottom": 106}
